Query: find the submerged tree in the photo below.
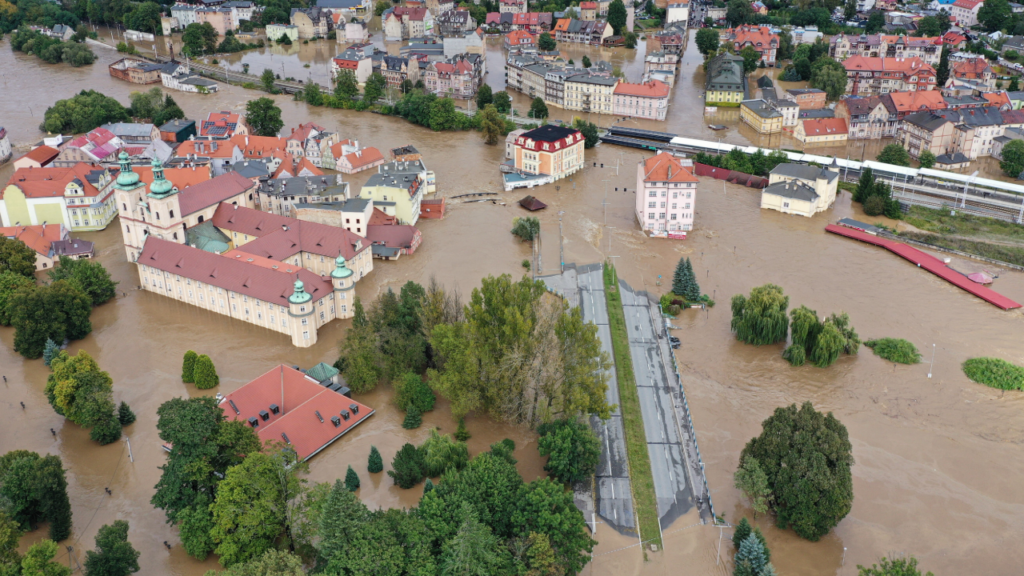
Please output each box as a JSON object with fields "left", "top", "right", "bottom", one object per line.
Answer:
{"left": 367, "top": 446, "right": 384, "bottom": 473}
{"left": 731, "top": 285, "right": 789, "bottom": 346}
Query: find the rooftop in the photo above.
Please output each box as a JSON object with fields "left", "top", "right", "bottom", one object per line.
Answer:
{"left": 214, "top": 204, "right": 368, "bottom": 261}
{"left": 762, "top": 180, "right": 819, "bottom": 202}
{"left": 770, "top": 163, "right": 839, "bottom": 183}
{"left": 642, "top": 152, "right": 698, "bottom": 184}
{"left": 177, "top": 171, "right": 256, "bottom": 215}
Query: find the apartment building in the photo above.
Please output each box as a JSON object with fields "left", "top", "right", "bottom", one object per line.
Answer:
{"left": 951, "top": 0, "right": 982, "bottom": 27}
{"left": 794, "top": 118, "right": 849, "bottom": 145}
{"left": 838, "top": 96, "right": 894, "bottom": 139}
{"left": 760, "top": 163, "right": 839, "bottom": 217}
{"left": 1, "top": 163, "right": 118, "bottom": 232}
{"left": 721, "top": 26, "right": 779, "bottom": 66}
{"left": 829, "top": 33, "right": 942, "bottom": 66}
{"left": 613, "top": 80, "right": 670, "bottom": 120}
{"left": 564, "top": 74, "right": 617, "bottom": 114}
{"left": 705, "top": 53, "right": 746, "bottom": 105}
{"left": 634, "top": 152, "right": 698, "bottom": 235}
{"left": 843, "top": 56, "right": 937, "bottom": 96}
{"left": 511, "top": 124, "right": 585, "bottom": 181}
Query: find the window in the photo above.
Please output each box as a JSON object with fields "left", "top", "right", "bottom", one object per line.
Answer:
{"left": 648, "top": 190, "right": 656, "bottom": 197}
{"left": 126, "top": 225, "right": 130, "bottom": 233}
{"left": 303, "top": 331, "right": 310, "bottom": 340}
{"left": 155, "top": 212, "right": 160, "bottom": 220}
{"left": 320, "top": 311, "right": 325, "bottom": 321}
{"left": 300, "top": 306, "right": 306, "bottom": 312}
{"left": 301, "top": 318, "right": 308, "bottom": 325}
{"left": 648, "top": 201, "right": 656, "bottom": 208}
{"left": 170, "top": 210, "right": 174, "bottom": 218}
{"left": 270, "top": 315, "right": 275, "bottom": 323}
{"left": 649, "top": 213, "right": 655, "bottom": 219}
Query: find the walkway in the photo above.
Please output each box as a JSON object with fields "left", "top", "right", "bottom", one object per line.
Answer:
{"left": 826, "top": 224, "right": 1022, "bottom": 310}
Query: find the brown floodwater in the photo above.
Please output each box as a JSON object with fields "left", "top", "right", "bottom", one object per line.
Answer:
{"left": 3, "top": 29, "right": 1024, "bottom": 576}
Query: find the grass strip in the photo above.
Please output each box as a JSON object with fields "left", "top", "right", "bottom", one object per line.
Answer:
{"left": 962, "top": 357, "right": 1024, "bottom": 391}
{"left": 602, "top": 263, "right": 662, "bottom": 549}
{"left": 896, "top": 231, "right": 1024, "bottom": 267}
{"left": 903, "top": 206, "right": 1024, "bottom": 242}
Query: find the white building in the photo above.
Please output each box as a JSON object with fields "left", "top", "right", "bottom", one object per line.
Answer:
{"left": 666, "top": 2, "right": 689, "bottom": 24}
{"left": 635, "top": 152, "right": 698, "bottom": 236}
{"left": 0, "top": 127, "right": 11, "bottom": 165}
{"left": 160, "top": 61, "right": 219, "bottom": 93}
{"left": 170, "top": 4, "right": 198, "bottom": 27}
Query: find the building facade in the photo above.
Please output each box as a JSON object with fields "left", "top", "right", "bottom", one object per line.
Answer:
{"left": 843, "top": 56, "right": 937, "bottom": 96}
{"left": 705, "top": 53, "right": 746, "bottom": 105}
{"left": 635, "top": 152, "right": 698, "bottom": 234}
{"left": 829, "top": 33, "right": 942, "bottom": 66}
{"left": 1, "top": 163, "right": 118, "bottom": 231}
{"left": 511, "top": 125, "right": 585, "bottom": 182}
{"left": 760, "top": 163, "right": 839, "bottom": 217}
{"left": 613, "top": 80, "right": 670, "bottom": 120}
{"left": 721, "top": 26, "right": 779, "bottom": 66}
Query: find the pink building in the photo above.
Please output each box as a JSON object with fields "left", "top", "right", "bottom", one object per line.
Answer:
{"left": 635, "top": 152, "right": 698, "bottom": 235}
{"left": 197, "top": 7, "right": 234, "bottom": 35}
{"left": 613, "top": 80, "right": 670, "bottom": 120}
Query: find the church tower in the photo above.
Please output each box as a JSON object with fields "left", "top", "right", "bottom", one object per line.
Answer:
{"left": 114, "top": 151, "right": 147, "bottom": 260}
{"left": 330, "top": 254, "right": 355, "bottom": 319}
{"left": 288, "top": 279, "right": 316, "bottom": 347}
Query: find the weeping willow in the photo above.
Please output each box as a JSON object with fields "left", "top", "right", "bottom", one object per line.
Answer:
{"left": 730, "top": 284, "right": 790, "bottom": 346}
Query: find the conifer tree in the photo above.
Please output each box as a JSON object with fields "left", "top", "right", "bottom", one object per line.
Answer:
{"left": 734, "top": 534, "right": 768, "bottom": 576}
{"left": 367, "top": 445, "right": 383, "bottom": 473}
{"left": 684, "top": 257, "right": 701, "bottom": 302}
{"left": 423, "top": 478, "right": 434, "bottom": 495}
{"left": 192, "top": 354, "right": 219, "bottom": 389}
{"left": 43, "top": 339, "right": 60, "bottom": 367}
{"left": 181, "top": 350, "right": 197, "bottom": 383}
{"left": 672, "top": 257, "right": 688, "bottom": 296}
{"left": 732, "top": 517, "right": 752, "bottom": 549}
{"left": 344, "top": 466, "right": 360, "bottom": 492}
{"left": 454, "top": 418, "right": 471, "bottom": 441}
{"left": 117, "top": 401, "right": 136, "bottom": 426}
{"left": 402, "top": 403, "right": 422, "bottom": 429}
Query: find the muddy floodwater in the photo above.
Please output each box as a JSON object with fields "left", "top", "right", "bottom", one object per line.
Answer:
{"left": 3, "top": 29, "right": 1024, "bottom": 576}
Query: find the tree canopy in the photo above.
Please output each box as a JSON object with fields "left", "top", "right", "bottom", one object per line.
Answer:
{"left": 42, "top": 90, "right": 130, "bottom": 134}
{"left": 731, "top": 284, "right": 789, "bottom": 346}
{"left": 1000, "top": 139, "right": 1024, "bottom": 177}
{"left": 876, "top": 143, "right": 911, "bottom": 166}
{"left": 47, "top": 257, "right": 117, "bottom": 305}
{"left": 0, "top": 236, "right": 38, "bottom": 278}
{"left": 0, "top": 451, "right": 73, "bottom": 541}
{"left": 537, "top": 419, "right": 600, "bottom": 484}
{"left": 83, "top": 520, "right": 140, "bottom": 576}
{"left": 245, "top": 97, "right": 284, "bottom": 137}
{"left": 607, "top": 0, "right": 626, "bottom": 34}
{"left": 9, "top": 280, "right": 92, "bottom": 358}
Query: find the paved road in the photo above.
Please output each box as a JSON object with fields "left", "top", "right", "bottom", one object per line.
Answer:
{"left": 619, "top": 281, "right": 695, "bottom": 529}
{"left": 541, "top": 265, "right": 635, "bottom": 534}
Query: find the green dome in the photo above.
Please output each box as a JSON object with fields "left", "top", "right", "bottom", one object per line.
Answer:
{"left": 331, "top": 254, "right": 353, "bottom": 279}
{"left": 288, "top": 279, "right": 312, "bottom": 304}
{"left": 148, "top": 157, "right": 174, "bottom": 197}
{"left": 115, "top": 151, "right": 140, "bottom": 189}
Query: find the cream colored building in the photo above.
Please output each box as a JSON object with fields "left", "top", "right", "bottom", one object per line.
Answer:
{"left": 760, "top": 163, "right": 839, "bottom": 217}
{"left": 794, "top": 118, "right": 849, "bottom": 145}
{"left": 1, "top": 163, "right": 118, "bottom": 232}
{"left": 564, "top": 74, "right": 617, "bottom": 114}
{"left": 740, "top": 99, "right": 784, "bottom": 134}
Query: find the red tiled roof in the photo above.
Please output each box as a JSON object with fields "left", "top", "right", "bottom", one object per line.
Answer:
{"left": 273, "top": 156, "right": 324, "bottom": 179}
{"left": 1000, "top": 109, "right": 1024, "bottom": 124}
{"left": 134, "top": 165, "right": 212, "bottom": 190}
{"left": 137, "top": 237, "right": 334, "bottom": 306}
{"left": 505, "top": 30, "right": 536, "bottom": 45}
{"left": 212, "top": 204, "right": 369, "bottom": 261}
{"left": 219, "top": 365, "right": 374, "bottom": 461}
{"left": 642, "top": 152, "right": 698, "bottom": 183}
{"left": 342, "top": 146, "right": 384, "bottom": 170}
{"left": 802, "top": 118, "right": 848, "bottom": 136}
{"left": 554, "top": 18, "right": 571, "bottom": 32}
{"left": 68, "top": 128, "right": 117, "bottom": 149}
{"left": 200, "top": 111, "right": 242, "bottom": 137}
{"left": 953, "top": 0, "right": 981, "bottom": 9}
{"left": 230, "top": 134, "right": 289, "bottom": 159}
{"left": 20, "top": 146, "right": 59, "bottom": 166}
{"left": 287, "top": 123, "right": 325, "bottom": 143}
{"left": 614, "top": 80, "right": 669, "bottom": 98}
{"left": 369, "top": 207, "right": 396, "bottom": 226}
{"left": 952, "top": 58, "right": 992, "bottom": 79}
{"left": 175, "top": 139, "right": 239, "bottom": 159}
{"left": 3, "top": 164, "right": 108, "bottom": 199}
{"left": 177, "top": 171, "right": 256, "bottom": 216}
{"left": 0, "top": 224, "right": 65, "bottom": 257}
{"left": 580, "top": 1, "right": 597, "bottom": 8}
{"left": 724, "top": 25, "right": 778, "bottom": 50}
{"left": 887, "top": 90, "right": 946, "bottom": 113}
{"left": 983, "top": 91, "right": 1011, "bottom": 108}
{"left": 942, "top": 31, "right": 966, "bottom": 45}
{"left": 843, "top": 55, "right": 935, "bottom": 75}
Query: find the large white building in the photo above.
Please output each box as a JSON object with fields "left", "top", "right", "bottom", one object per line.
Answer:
{"left": 666, "top": 2, "right": 689, "bottom": 24}
{"left": 634, "top": 152, "right": 698, "bottom": 236}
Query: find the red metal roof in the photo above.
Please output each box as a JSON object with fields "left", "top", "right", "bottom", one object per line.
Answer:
{"left": 614, "top": 80, "right": 670, "bottom": 98}
{"left": 20, "top": 145, "right": 59, "bottom": 166}
{"left": 177, "top": 171, "right": 256, "bottom": 216}
{"left": 219, "top": 365, "right": 374, "bottom": 461}
{"left": 826, "top": 225, "right": 1021, "bottom": 310}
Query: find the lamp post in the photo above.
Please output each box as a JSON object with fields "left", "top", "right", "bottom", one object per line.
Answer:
{"left": 927, "top": 343, "right": 936, "bottom": 379}
{"left": 558, "top": 210, "right": 565, "bottom": 273}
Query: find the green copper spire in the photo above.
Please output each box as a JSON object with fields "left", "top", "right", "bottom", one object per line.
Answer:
{"left": 331, "top": 254, "right": 353, "bottom": 279}
{"left": 147, "top": 157, "right": 174, "bottom": 198}
{"left": 288, "top": 279, "right": 312, "bottom": 304}
{"left": 114, "top": 150, "right": 141, "bottom": 190}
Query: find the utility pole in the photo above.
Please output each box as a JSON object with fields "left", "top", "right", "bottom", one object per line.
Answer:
{"left": 558, "top": 211, "right": 565, "bottom": 273}
{"left": 602, "top": 179, "right": 610, "bottom": 225}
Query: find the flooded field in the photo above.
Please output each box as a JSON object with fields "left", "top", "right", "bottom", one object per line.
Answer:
{"left": 2, "top": 28, "right": 1024, "bottom": 576}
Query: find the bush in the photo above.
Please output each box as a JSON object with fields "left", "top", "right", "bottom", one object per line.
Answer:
{"left": 511, "top": 216, "right": 540, "bottom": 242}
{"left": 419, "top": 429, "right": 469, "bottom": 477}
{"left": 402, "top": 403, "right": 422, "bottom": 429}
{"left": 454, "top": 418, "right": 471, "bottom": 441}
{"left": 667, "top": 304, "right": 681, "bottom": 315}
{"left": 537, "top": 419, "right": 600, "bottom": 484}
{"left": 193, "top": 354, "right": 219, "bottom": 389}
{"left": 90, "top": 415, "right": 123, "bottom": 445}
{"left": 864, "top": 338, "right": 921, "bottom": 364}
{"left": 863, "top": 195, "right": 885, "bottom": 216}
{"left": 345, "top": 465, "right": 360, "bottom": 491}
{"left": 182, "top": 350, "right": 197, "bottom": 383}
{"left": 962, "top": 357, "right": 1024, "bottom": 390}
{"left": 394, "top": 372, "right": 435, "bottom": 414}
{"left": 387, "top": 443, "right": 425, "bottom": 488}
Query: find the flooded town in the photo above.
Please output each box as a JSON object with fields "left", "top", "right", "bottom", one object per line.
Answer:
{"left": 2, "top": 2, "right": 1024, "bottom": 576}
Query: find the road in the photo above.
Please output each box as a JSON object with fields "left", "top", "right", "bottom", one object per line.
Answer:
{"left": 540, "top": 264, "right": 636, "bottom": 535}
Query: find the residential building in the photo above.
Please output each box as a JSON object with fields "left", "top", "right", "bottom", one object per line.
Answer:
{"left": 634, "top": 152, "right": 698, "bottom": 235}
{"left": 564, "top": 74, "right": 618, "bottom": 114}
{"left": 332, "top": 48, "right": 374, "bottom": 84}
{"left": 613, "top": 80, "right": 670, "bottom": 120}
{"left": 291, "top": 7, "right": 334, "bottom": 38}
{"left": 721, "top": 26, "right": 779, "bottom": 66}
{"left": 740, "top": 99, "right": 784, "bottom": 134}
{"left": 336, "top": 146, "right": 385, "bottom": 174}
{"left": 786, "top": 88, "right": 827, "bottom": 110}
{"left": 266, "top": 23, "right": 299, "bottom": 42}
{"left": 160, "top": 119, "right": 197, "bottom": 143}
{"left": 511, "top": 12, "right": 552, "bottom": 33}
{"left": 436, "top": 9, "right": 475, "bottom": 37}
{"left": 223, "top": 1, "right": 257, "bottom": 25}
{"left": 884, "top": 89, "right": 947, "bottom": 121}
{"left": 751, "top": 1, "right": 767, "bottom": 14}
{"left": 196, "top": 7, "right": 234, "bottom": 35}
{"left": 384, "top": 7, "right": 431, "bottom": 40}
{"left": 648, "top": 23, "right": 685, "bottom": 54}
{"left": 317, "top": 0, "right": 372, "bottom": 20}
{"left": 552, "top": 18, "right": 612, "bottom": 45}
{"left": 109, "top": 58, "right": 164, "bottom": 84}
{"left": 949, "top": 58, "right": 995, "bottom": 90}
{"left": 951, "top": 0, "right": 982, "bottom": 27}
{"left": 424, "top": 56, "right": 482, "bottom": 98}
{"left": 829, "top": 33, "right": 943, "bottom": 66}
{"left": 1, "top": 163, "right": 117, "bottom": 231}
{"left": 365, "top": 223, "right": 422, "bottom": 259}
{"left": 174, "top": 139, "right": 243, "bottom": 175}
{"left": 380, "top": 56, "right": 421, "bottom": 87}
{"left": 257, "top": 175, "right": 347, "bottom": 216}
{"left": 0, "top": 223, "right": 93, "bottom": 270}
{"left": 293, "top": 197, "right": 373, "bottom": 235}
{"left": 160, "top": 61, "right": 219, "bottom": 93}
{"left": 0, "top": 127, "right": 10, "bottom": 165}
{"left": 953, "top": 106, "right": 1006, "bottom": 159}
{"left": 200, "top": 111, "right": 249, "bottom": 138}
{"left": 219, "top": 365, "right": 373, "bottom": 460}
{"left": 843, "top": 56, "right": 937, "bottom": 96}
{"left": 900, "top": 111, "right": 956, "bottom": 159}
{"left": 102, "top": 123, "right": 160, "bottom": 145}
{"left": 359, "top": 163, "right": 427, "bottom": 225}
{"left": 838, "top": 96, "right": 894, "bottom": 139}
{"left": 273, "top": 156, "right": 325, "bottom": 179}
{"left": 425, "top": 0, "right": 455, "bottom": 16}
{"left": 794, "top": 118, "right": 849, "bottom": 145}
{"left": 50, "top": 128, "right": 122, "bottom": 167}
{"left": 760, "top": 163, "right": 839, "bottom": 217}
{"left": 705, "top": 53, "right": 746, "bottom": 105}
{"left": 170, "top": 4, "right": 199, "bottom": 27}
{"left": 510, "top": 124, "right": 585, "bottom": 182}
{"left": 666, "top": 2, "right": 689, "bottom": 23}
{"left": 444, "top": 29, "right": 485, "bottom": 57}
{"left": 580, "top": 1, "right": 598, "bottom": 19}
{"left": 13, "top": 146, "right": 59, "bottom": 170}
{"left": 335, "top": 19, "right": 368, "bottom": 43}
{"left": 500, "top": 0, "right": 527, "bottom": 13}
{"left": 504, "top": 29, "right": 536, "bottom": 50}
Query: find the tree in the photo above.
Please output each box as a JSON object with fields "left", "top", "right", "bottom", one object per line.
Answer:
{"left": 0, "top": 452, "right": 73, "bottom": 542}
{"left": 732, "top": 517, "right": 752, "bottom": 549}
{"left": 1011, "top": 76, "right": 1021, "bottom": 92}
{"left": 83, "top": 520, "right": 139, "bottom": 576}
{"left": 455, "top": 418, "right": 471, "bottom": 441}
{"left": 182, "top": 22, "right": 217, "bottom": 55}
{"left": 388, "top": 443, "right": 425, "bottom": 488}
{"left": 0, "top": 236, "right": 38, "bottom": 278}
{"left": 936, "top": 46, "right": 950, "bottom": 88}
{"left": 368, "top": 446, "right": 384, "bottom": 473}
{"left": 624, "top": 31, "right": 637, "bottom": 49}
{"left": 734, "top": 456, "right": 770, "bottom": 517}
{"left": 731, "top": 285, "right": 789, "bottom": 346}
{"left": 734, "top": 533, "right": 768, "bottom": 576}
{"left": 90, "top": 415, "right": 122, "bottom": 445}
{"left": 334, "top": 71, "right": 358, "bottom": 100}
{"left": 978, "top": 0, "right": 1012, "bottom": 31}
{"left": 809, "top": 58, "right": 847, "bottom": 101}
{"left": 303, "top": 82, "right": 323, "bottom": 107}
{"left": 0, "top": 511, "right": 22, "bottom": 575}
{"left": 857, "top": 556, "right": 934, "bottom": 576}
{"left": 1000, "top": 139, "right": 1024, "bottom": 177}
{"left": 475, "top": 82, "right": 493, "bottom": 109}
{"left": 42, "top": 89, "right": 130, "bottom": 134}
{"left": 181, "top": 350, "right": 198, "bottom": 383}
{"left": 209, "top": 549, "right": 305, "bottom": 576}
{"left": 192, "top": 354, "right": 219, "bottom": 389}
{"left": 441, "top": 502, "right": 507, "bottom": 576}
{"left": 45, "top": 351, "right": 111, "bottom": 426}
{"left": 0, "top": 271, "right": 34, "bottom": 326}
{"left": 843, "top": 0, "right": 857, "bottom": 20}
{"left": 429, "top": 97, "right": 461, "bottom": 131}
{"left": 245, "top": 97, "right": 283, "bottom": 137}
{"left": 363, "top": 72, "right": 387, "bottom": 104}
{"left": 918, "top": 149, "right": 936, "bottom": 169}
{"left": 345, "top": 465, "right": 360, "bottom": 492}
{"left": 607, "top": 0, "right": 627, "bottom": 34}
{"left": 696, "top": 28, "right": 720, "bottom": 59}
{"left": 853, "top": 167, "right": 875, "bottom": 203}
{"left": 178, "top": 499, "right": 216, "bottom": 560}
{"left": 740, "top": 46, "right": 761, "bottom": 74}
{"left": 123, "top": 1, "right": 161, "bottom": 35}
{"left": 114, "top": 402, "right": 135, "bottom": 428}
{"left": 581, "top": 55, "right": 592, "bottom": 68}
{"left": 47, "top": 257, "right": 117, "bottom": 305}
{"left": 529, "top": 97, "right": 548, "bottom": 119}
{"left": 572, "top": 118, "right": 599, "bottom": 149}
{"left": 420, "top": 429, "right": 470, "bottom": 477}
{"left": 727, "top": 0, "right": 753, "bottom": 25}
{"left": 42, "top": 339, "right": 60, "bottom": 366}
{"left": 493, "top": 91, "right": 512, "bottom": 113}
{"left": 261, "top": 68, "right": 277, "bottom": 92}
{"left": 316, "top": 479, "right": 368, "bottom": 570}
{"left": 538, "top": 31, "right": 556, "bottom": 51}
{"left": 479, "top": 104, "right": 505, "bottom": 145}
{"left": 865, "top": 10, "right": 885, "bottom": 33}
{"left": 403, "top": 403, "right": 423, "bottom": 429}
{"left": 537, "top": 419, "right": 600, "bottom": 484}
{"left": 20, "top": 540, "right": 70, "bottom": 576}
{"left": 876, "top": 143, "right": 911, "bottom": 166}
{"left": 511, "top": 216, "right": 541, "bottom": 241}
{"left": 915, "top": 15, "right": 940, "bottom": 37}
{"left": 740, "top": 402, "right": 854, "bottom": 541}
{"left": 512, "top": 479, "right": 596, "bottom": 574}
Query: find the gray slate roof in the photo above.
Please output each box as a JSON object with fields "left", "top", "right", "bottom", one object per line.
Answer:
{"left": 762, "top": 180, "right": 819, "bottom": 202}
{"left": 904, "top": 111, "right": 951, "bottom": 131}
{"left": 769, "top": 163, "right": 839, "bottom": 183}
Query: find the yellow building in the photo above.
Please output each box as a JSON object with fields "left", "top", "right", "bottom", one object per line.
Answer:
{"left": 564, "top": 74, "right": 618, "bottom": 114}
{"left": 0, "top": 164, "right": 118, "bottom": 232}
{"left": 795, "top": 118, "right": 849, "bottom": 145}
{"left": 359, "top": 160, "right": 429, "bottom": 225}
{"left": 740, "top": 99, "right": 784, "bottom": 134}
{"left": 760, "top": 163, "right": 840, "bottom": 217}
{"left": 705, "top": 53, "right": 746, "bottom": 106}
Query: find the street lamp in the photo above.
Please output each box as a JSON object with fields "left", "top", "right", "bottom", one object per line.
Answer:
{"left": 927, "top": 344, "right": 936, "bottom": 378}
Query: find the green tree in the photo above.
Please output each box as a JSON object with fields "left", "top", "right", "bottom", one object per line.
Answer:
{"left": 116, "top": 401, "right": 136, "bottom": 425}
{"left": 511, "top": 216, "right": 541, "bottom": 241}
{"left": 261, "top": 68, "right": 277, "bottom": 92}
{"left": 624, "top": 31, "right": 637, "bottom": 49}
{"left": 0, "top": 271, "right": 34, "bottom": 326}
{"left": 395, "top": 372, "right": 436, "bottom": 414}
{"left": 47, "top": 257, "right": 117, "bottom": 305}
{"left": 936, "top": 46, "right": 950, "bottom": 88}
{"left": 178, "top": 499, "right": 216, "bottom": 560}
{"left": 731, "top": 284, "right": 789, "bottom": 346}
{"left": 529, "top": 97, "right": 548, "bottom": 119}
{"left": 1000, "top": 139, "right": 1024, "bottom": 177}
{"left": 21, "top": 540, "right": 70, "bottom": 576}
{"left": 403, "top": 402, "right": 423, "bottom": 429}
{"left": 493, "top": 91, "right": 512, "bottom": 113}
{"left": 429, "top": 97, "right": 461, "bottom": 131}
{"left": 572, "top": 118, "right": 599, "bottom": 149}
{"left": 345, "top": 465, "right": 360, "bottom": 492}
{"left": 607, "top": 0, "right": 627, "bottom": 34}
{"left": 245, "top": 97, "right": 283, "bottom": 137}
{"left": 455, "top": 418, "right": 471, "bottom": 441}
{"left": 181, "top": 350, "right": 198, "bottom": 383}
{"left": 182, "top": 22, "right": 217, "bottom": 55}
{"left": 915, "top": 15, "right": 940, "bottom": 37}
{"left": 937, "top": 11, "right": 951, "bottom": 33}
{"left": 853, "top": 167, "right": 875, "bottom": 203}
{"left": 537, "top": 419, "right": 600, "bottom": 484}
{"left": 83, "top": 520, "right": 139, "bottom": 576}
{"left": 0, "top": 511, "right": 22, "bottom": 575}
{"left": 303, "top": 81, "right": 323, "bottom": 106}
{"left": 512, "top": 478, "right": 596, "bottom": 574}
{"left": 732, "top": 516, "right": 752, "bottom": 548}
{"left": 696, "top": 28, "right": 720, "bottom": 59}
{"left": 918, "top": 149, "right": 936, "bottom": 169}
{"left": 123, "top": 1, "right": 162, "bottom": 34}
{"left": 727, "top": 0, "right": 753, "bottom": 25}
{"left": 363, "top": 72, "right": 387, "bottom": 104}
{"left": 979, "top": 0, "right": 1012, "bottom": 31}
{"left": 538, "top": 31, "right": 556, "bottom": 51}
{"left": 865, "top": 10, "right": 884, "bottom": 33}
{"left": 420, "top": 429, "right": 470, "bottom": 477}
{"left": 0, "top": 236, "right": 38, "bottom": 278}
{"left": 42, "top": 90, "right": 130, "bottom": 134}
{"left": 44, "top": 349, "right": 110, "bottom": 422}
{"left": 441, "top": 502, "right": 507, "bottom": 576}
{"left": 809, "top": 58, "right": 847, "bottom": 101}
{"left": 90, "top": 415, "right": 122, "bottom": 445}
{"left": 740, "top": 46, "right": 761, "bottom": 74}
{"left": 843, "top": 0, "right": 857, "bottom": 20}
{"left": 368, "top": 445, "right": 384, "bottom": 473}
{"left": 1011, "top": 77, "right": 1021, "bottom": 91}
{"left": 192, "top": 354, "right": 219, "bottom": 389}
{"left": 0, "top": 452, "right": 73, "bottom": 542}
{"left": 388, "top": 443, "right": 425, "bottom": 488}
{"left": 42, "top": 338, "right": 60, "bottom": 366}
{"left": 876, "top": 143, "right": 911, "bottom": 166}
{"left": 334, "top": 71, "right": 359, "bottom": 100}
{"left": 476, "top": 82, "right": 494, "bottom": 109}
{"left": 479, "top": 104, "right": 505, "bottom": 145}
{"left": 316, "top": 479, "right": 369, "bottom": 570}
{"left": 740, "top": 402, "right": 854, "bottom": 541}
{"left": 210, "top": 452, "right": 292, "bottom": 567}
{"left": 581, "top": 55, "right": 592, "bottom": 68}
{"left": 857, "top": 556, "right": 934, "bottom": 576}
{"left": 206, "top": 549, "right": 305, "bottom": 576}
{"left": 733, "top": 456, "right": 770, "bottom": 517}
{"left": 734, "top": 533, "right": 768, "bottom": 576}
